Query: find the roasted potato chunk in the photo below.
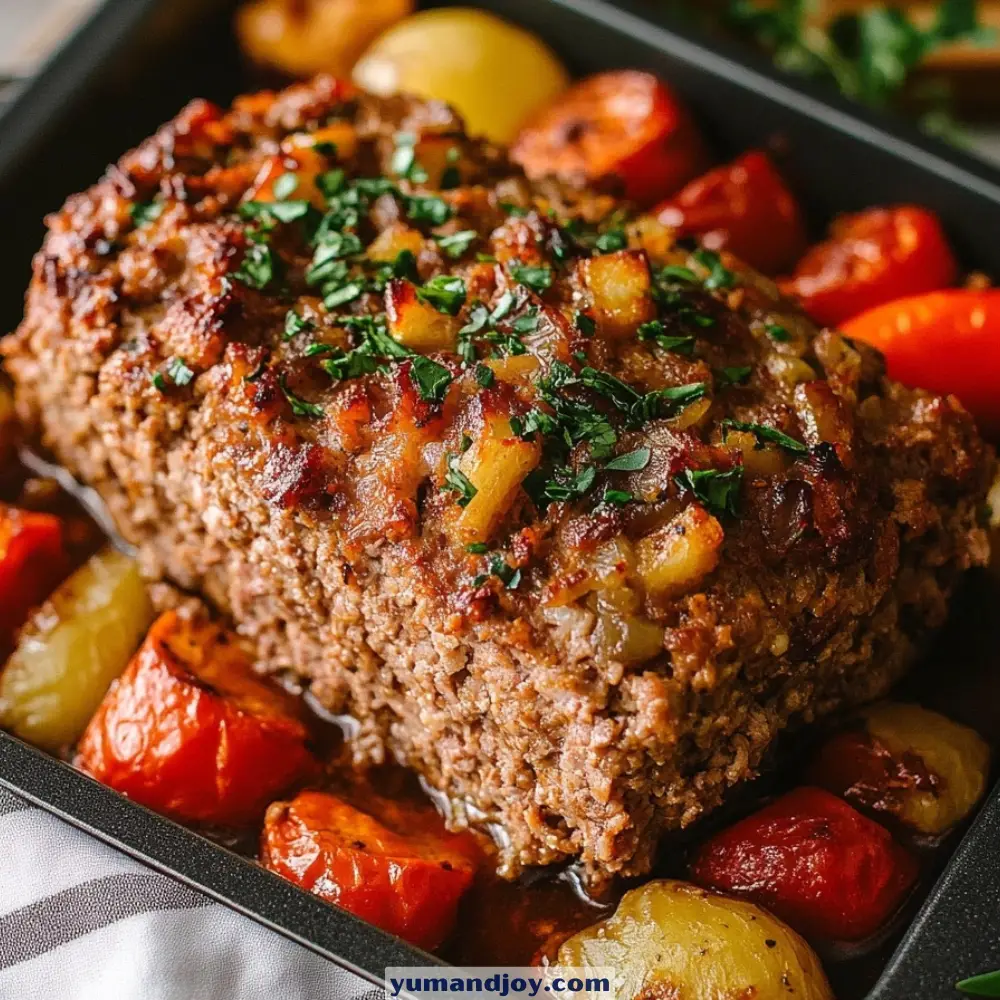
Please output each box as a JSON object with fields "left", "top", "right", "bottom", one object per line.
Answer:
{"left": 77, "top": 611, "right": 318, "bottom": 827}
{"left": 236, "top": 0, "right": 413, "bottom": 79}
{"left": 0, "top": 548, "right": 153, "bottom": 752}
{"left": 386, "top": 278, "right": 459, "bottom": 352}
{"left": 353, "top": 8, "right": 569, "bottom": 144}
{"left": 636, "top": 503, "right": 723, "bottom": 598}
{"left": 557, "top": 879, "right": 833, "bottom": 1000}
{"left": 580, "top": 250, "right": 656, "bottom": 339}
{"left": 810, "top": 702, "right": 991, "bottom": 837}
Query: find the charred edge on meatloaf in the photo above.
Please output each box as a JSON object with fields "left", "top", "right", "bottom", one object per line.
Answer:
{"left": 3, "top": 76, "right": 993, "bottom": 884}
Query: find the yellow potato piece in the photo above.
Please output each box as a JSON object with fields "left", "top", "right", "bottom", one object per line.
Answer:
{"left": 353, "top": 8, "right": 570, "bottom": 143}
{"left": 558, "top": 879, "right": 833, "bottom": 1000}
{"left": 0, "top": 547, "right": 154, "bottom": 753}
{"left": 863, "top": 702, "right": 991, "bottom": 836}
{"left": 236, "top": 0, "right": 414, "bottom": 79}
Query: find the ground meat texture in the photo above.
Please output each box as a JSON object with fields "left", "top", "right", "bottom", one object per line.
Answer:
{"left": 4, "top": 76, "right": 994, "bottom": 883}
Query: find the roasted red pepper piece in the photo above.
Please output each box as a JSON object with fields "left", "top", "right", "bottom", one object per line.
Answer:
{"left": 0, "top": 505, "right": 67, "bottom": 653}
{"left": 841, "top": 289, "right": 1000, "bottom": 436}
{"left": 782, "top": 205, "right": 957, "bottom": 327}
{"left": 511, "top": 70, "right": 707, "bottom": 206}
{"left": 261, "top": 790, "right": 480, "bottom": 950}
{"left": 689, "top": 786, "right": 918, "bottom": 942}
{"left": 76, "top": 611, "right": 318, "bottom": 826}
{"left": 654, "top": 151, "right": 806, "bottom": 275}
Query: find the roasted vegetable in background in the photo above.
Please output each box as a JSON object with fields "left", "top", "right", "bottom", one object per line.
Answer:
{"left": 511, "top": 70, "right": 707, "bottom": 205}
{"left": 810, "top": 703, "right": 991, "bottom": 837}
{"left": 782, "top": 206, "right": 957, "bottom": 327}
{"left": 690, "top": 786, "right": 919, "bottom": 942}
{"left": 655, "top": 151, "right": 806, "bottom": 275}
{"left": 0, "top": 505, "right": 67, "bottom": 654}
{"left": 77, "top": 611, "right": 317, "bottom": 827}
{"left": 841, "top": 289, "right": 1000, "bottom": 436}
{"left": 556, "top": 879, "right": 833, "bottom": 1000}
{"left": 261, "top": 790, "right": 479, "bottom": 949}
{"left": 0, "top": 547, "right": 152, "bottom": 753}
{"left": 236, "top": 0, "right": 413, "bottom": 79}
{"left": 353, "top": 8, "right": 569, "bottom": 144}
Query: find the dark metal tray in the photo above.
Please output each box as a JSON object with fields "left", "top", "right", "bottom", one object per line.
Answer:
{"left": 1, "top": 1, "right": 999, "bottom": 996}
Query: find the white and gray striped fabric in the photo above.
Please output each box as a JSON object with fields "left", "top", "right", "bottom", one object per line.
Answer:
{"left": 0, "top": 786, "right": 376, "bottom": 1000}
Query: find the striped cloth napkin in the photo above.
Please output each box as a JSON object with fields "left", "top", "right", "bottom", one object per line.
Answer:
{"left": 0, "top": 785, "right": 377, "bottom": 999}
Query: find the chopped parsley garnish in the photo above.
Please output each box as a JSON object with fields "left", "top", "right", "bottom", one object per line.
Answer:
{"left": 488, "top": 553, "right": 521, "bottom": 590}
{"left": 390, "top": 133, "right": 428, "bottom": 183}
{"left": 320, "top": 351, "right": 379, "bottom": 381}
{"left": 595, "top": 229, "right": 628, "bottom": 253}
{"left": 534, "top": 464, "right": 598, "bottom": 504}
{"left": 466, "top": 542, "right": 489, "bottom": 554}
{"left": 409, "top": 356, "right": 453, "bottom": 403}
{"left": 489, "top": 291, "right": 515, "bottom": 323}
{"left": 240, "top": 199, "right": 315, "bottom": 226}
{"left": 602, "top": 489, "right": 633, "bottom": 507}
{"left": 406, "top": 195, "right": 452, "bottom": 226}
{"left": 578, "top": 367, "right": 707, "bottom": 426}
{"left": 417, "top": 275, "right": 466, "bottom": 315}
{"left": 130, "top": 200, "right": 163, "bottom": 228}
{"left": 273, "top": 172, "right": 299, "bottom": 200}
{"left": 166, "top": 357, "right": 194, "bottom": 387}
{"left": 694, "top": 249, "right": 736, "bottom": 291}
{"left": 576, "top": 312, "right": 596, "bottom": 337}
{"left": 151, "top": 371, "right": 167, "bottom": 391}
{"left": 316, "top": 168, "right": 346, "bottom": 199}
{"left": 605, "top": 447, "right": 651, "bottom": 472}
{"left": 324, "top": 281, "right": 365, "bottom": 309}
{"left": 767, "top": 323, "right": 791, "bottom": 342}
{"left": 436, "top": 230, "right": 477, "bottom": 259}
{"left": 392, "top": 249, "right": 419, "bottom": 281}
{"left": 459, "top": 304, "right": 489, "bottom": 335}
{"left": 313, "top": 140, "right": 337, "bottom": 157}
{"left": 718, "top": 365, "right": 753, "bottom": 386}
{"left": 474, "top": 364, "right": 495, "bottom": 388}
{"left": 510, "top": 264, "right": 553, "bottom": 294}
{"left": 659, "top": 264, "right": 697, "bottom": 283}
{"left": 675, "top": 466, "right": 743, "bottom": 518}
{"left": 637, "top": 320, "right": 695, "bottom": 356}
{"left": 279, "top": 374, "right": 324, "bottom": 419}
{"left": 444, "top": 453, "right": 477, "bottom": 507}
{"left": 721, "top": 419, "right": 808, "bottom": 454}
{"left": 284, "top": 310, "right": 313, "bottom": 341}
{"left": 500, "top": 202, "right": 529, "bottom": 217}
{"left": 234, "top": 243, "right": 280, "bottom": 290}
{"left": 512, "top": 309, "right": 540, "bottom": 334}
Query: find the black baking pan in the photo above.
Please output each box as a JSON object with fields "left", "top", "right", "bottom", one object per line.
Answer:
{"left": 1, "top": 1, "right": 999, "bottom": 997}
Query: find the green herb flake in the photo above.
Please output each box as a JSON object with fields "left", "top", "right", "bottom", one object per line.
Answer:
{"left": 323, "top": 281, "right": 365, "bottom": 310}
{"left": 605, "top": 447, "right": 651, "bottom": 472}
{"left": 130, "top": 200, "right": 163, "bottom": 228}
{"left": 675, "top": 466, "right": 743, "bottom": 518}
{"left": 511, "top": 264, "right": 553, "bottom": 294}
{"left": 602, "top": 489, "right": 634, "bottom": 507}
{"left": 576, "top": 311, "right": 596, "bottom": 337}
{"left": 279, "top": 374, "right": 325, "bottom": 419}
{"left": 444, "top": 453, "right": 478, "bottom": 507}
{"left": 595, "top": 229, "right": 628, "bottom": 253}
{"left": 313, "top": 140, "right": 337, "bottom": 158}
{"left": 721, "top": 419, "right": 808, "bottom": 454}
{"left": 767, "top": 323, "right": 791, "bottom": 343}
{"left": 166, "top": 357, "right": 195, "bottom": 387}
{"left": 488, "top": 553, "right": 522, "bottom": 589}
{"left": 410, "top": 356, "right": 453, "bottom": 403}
{"left": 406, "top": 195, "right": 452, "bottom": 226}
{"left": 489, "top": 291, "right": 515, "bottom": 324}
{"left": 418, "top": 275, "right": 467, "bottom": 315}
{"left": 637, "top": 320, "right": 695, "bottom": 356}
{"left": 466, "top": 542, "right": 489, "bottom": 555}
{"left": 659, "top": 264, "right": 698, "bottom": 284}
{"left": 436, "top": 230, "right": 477, "bottom": 259}
{"left": 234, "top": 242, "right": 280, "bottom": 291}
{"left": 151, "top": 371, "right": 167, "bottom": 391}
{"left": 474, "top": 364, "right": 495, "bottom": 388}
{"left": 284, "top": 310, "right": 313, "bottom": 341}
{"left": 273, "top": 172, "right": 299, "bottom": 201}
{"left": 694, "top": 248, "right": 736, "bottom": 291}
{"left": 718, "top": 365, "right": 753, "bottom": 386}
{"left": 512, "top": 309, "right": 540, "bottom": 334}
{"left": 392, "top": 249, "right": 419, "bottom": 281}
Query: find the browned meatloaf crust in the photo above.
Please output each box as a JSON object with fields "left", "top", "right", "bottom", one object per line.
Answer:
{"left": 4, "top": 76, "right": 993, "bottom": 882}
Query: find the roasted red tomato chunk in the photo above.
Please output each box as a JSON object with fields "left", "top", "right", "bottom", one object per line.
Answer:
{"left": 690, "top": 787, "right": 918, "bottom": 942}
{"left": 0, "top": 505, "right": 67, "bottom": 652}
{"left": 261, "top": 790, "right": 479, "bottom": 949}
{"left": 76, "top": 610, "right": 317, "bottom": 826}
{"left": 511, "top": 70, "right": 706, "bottom": 205}
{"left": 841, "top": 288, "right": 1000, "bottom": 436}
{"left": 782, "top": 205, "right": 957, "bottom": 327}
{"left": 655, "top": 151, "right": 806, "bottom": 275}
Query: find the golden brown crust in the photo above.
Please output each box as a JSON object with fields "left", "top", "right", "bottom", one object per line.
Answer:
{"left": 4, "top": 76, "right": 993, "bottom": 881}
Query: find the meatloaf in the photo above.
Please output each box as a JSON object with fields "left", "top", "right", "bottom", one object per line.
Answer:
{"left": 4, "top": 76, "right": 993, "bottom": 882}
